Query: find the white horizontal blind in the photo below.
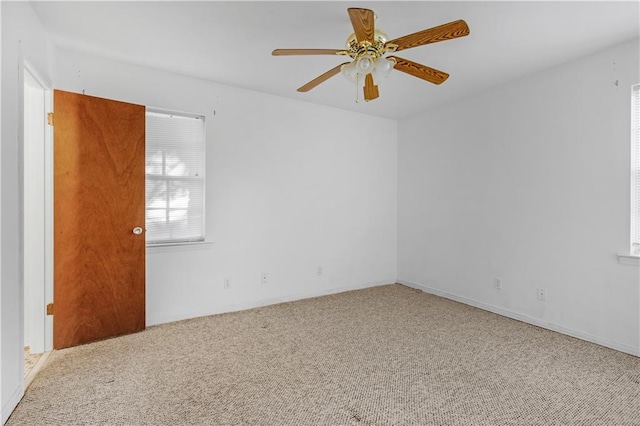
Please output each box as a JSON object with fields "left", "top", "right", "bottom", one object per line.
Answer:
{"left": 146, "top": 110, "right": 205, "bottom": 244}
{"left": 632, "top": 84, "right": 640, "bottom": 255}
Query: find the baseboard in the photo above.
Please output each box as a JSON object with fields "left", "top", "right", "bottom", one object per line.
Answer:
{"left": 148, "top": 279, "right": 396, "bottom": 327}
{"left": 398, "top": 280, "right": 640, "bottom": 358}
{"left": 1, "top": 384, "right": 24, "bottom": 425}
{"left": 24, "top": 350, "right": 52, "bottom": 391}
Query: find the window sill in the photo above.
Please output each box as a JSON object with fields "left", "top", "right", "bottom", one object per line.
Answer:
{"left": 147, "top": 241, "right": 213, "bottom": 254}
{"left": 617, "top": 253, "right": 640, "bottom": 266}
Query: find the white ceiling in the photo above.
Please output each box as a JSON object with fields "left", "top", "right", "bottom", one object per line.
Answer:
{"left": 32, "top": 1, "right": 639, "bottom": 120}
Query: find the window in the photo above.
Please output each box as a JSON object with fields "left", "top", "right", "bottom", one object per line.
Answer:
{"left": 146, "top": 109, "right": 205, "bottom": 245}
{"left": 632, "top": 84, "right": 640, "bottom": 255}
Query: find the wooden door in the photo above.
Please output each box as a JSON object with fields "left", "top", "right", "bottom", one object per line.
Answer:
{"left": 53, "top": 89, "right": 146, "bottom": 349}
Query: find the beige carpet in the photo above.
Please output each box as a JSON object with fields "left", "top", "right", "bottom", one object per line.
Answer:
{"left": 7, "top": 284, "right": 640, "bottom": 425}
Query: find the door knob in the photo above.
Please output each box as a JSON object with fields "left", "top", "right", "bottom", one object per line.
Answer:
{"left": 132, "top": 226, "right": 144, "bottom": 235}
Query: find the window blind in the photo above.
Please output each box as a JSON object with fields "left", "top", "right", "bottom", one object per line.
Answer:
{"left": 632, "top": 84, "right": 640, "bottom": 254}
{"left": 146, "top": 110, "right": 205, "bottom": 244}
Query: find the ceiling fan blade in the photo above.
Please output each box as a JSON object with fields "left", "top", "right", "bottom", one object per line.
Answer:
{"left": 386, "top": 20, "right": 469, "bottom": 52}
{"left": 389, "top": 56, "right": 449, "bottom": 85}
{"left": 348, "top": 8, "right": 375, "bottom": 44}
{"left": 297, "top": 62, "right": 351, "bottom": 92}
{"left": 272, "top": 49, "right": 344, "bottom": 56}
{"left": 364, "top": 73, "right": 379, "bottom": 101}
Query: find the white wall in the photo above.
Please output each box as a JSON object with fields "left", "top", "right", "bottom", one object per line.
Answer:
{"left": 398, "top": 38, "right": 640, "bottom": 356}
{"left": 1, "top": 2, "right": 55, "bottom": 423}
{"left": 23, "top": 69, "right": 47, "bottom": 355}
{"left": 54, "top": 48, "right": 398, "bottom": 326}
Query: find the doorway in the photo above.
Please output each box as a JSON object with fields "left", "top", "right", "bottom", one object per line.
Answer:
{"left": 22, "top": 61, "right": 53, "bottom": 386}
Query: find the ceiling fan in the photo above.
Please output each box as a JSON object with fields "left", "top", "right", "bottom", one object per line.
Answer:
{"left": 272, "top": 8, "right": 470, "bottom": 102}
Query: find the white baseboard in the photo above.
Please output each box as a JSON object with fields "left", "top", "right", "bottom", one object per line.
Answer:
{"left": 398, "top": 280, "right": 640, "bottom": 358}
{"left": 148, "top": 279, "right": 396, "bottom": 327}
{"left": 24, "top": 350, "right": 52, "bottom": 392}
{"left": 2, "top": 385, "right": 24, "bottom": 425}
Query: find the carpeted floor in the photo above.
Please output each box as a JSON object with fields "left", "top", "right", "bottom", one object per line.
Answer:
{"left": 7, "top": 284, "right": 640, "bottom": 425}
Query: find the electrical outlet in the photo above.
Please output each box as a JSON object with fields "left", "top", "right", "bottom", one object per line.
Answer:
{"left": 537, "top": 288, "right": 547, "bottom": 302}
{"left": 317, "top": 266, "right": 322, "bottom": 276}
{"left": 261, "top": 273, "right": 268, "bottom": 285}
{"left": 493, "top": 277, "right": 502, "bottom": 291}
{"left": 223, "top": 277, "right": 230, "bottom": 289}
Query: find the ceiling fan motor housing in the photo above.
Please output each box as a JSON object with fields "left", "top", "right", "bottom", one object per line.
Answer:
{"left": 345, "top": 29, "right": 393, "bottom": 61}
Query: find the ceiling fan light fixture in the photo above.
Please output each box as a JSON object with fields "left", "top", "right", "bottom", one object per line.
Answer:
{"left": 272, "top": 8, "right": 470, "bottom": 101}
{"left": 342, "top": 55, "right": 396, "bottom": 88}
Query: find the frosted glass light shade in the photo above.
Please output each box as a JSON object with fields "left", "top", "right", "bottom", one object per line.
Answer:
{"left": 341, "top": 62, "right": 358, "bottom": 83}
{"left": 342, "top": 56, "right": 395, "bottom": 87}
{"left": 372, "top": 57, "right": 394, "bottom": 81}
{"left": 357, "top": 56, "right": 373, "bottom": 72}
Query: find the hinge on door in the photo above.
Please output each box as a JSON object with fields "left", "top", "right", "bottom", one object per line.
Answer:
{"left": 47, "top": 112, "right": 54, "bottom": 126}
{"left": 46, "top": 303, "right": 54, "bottom": 316}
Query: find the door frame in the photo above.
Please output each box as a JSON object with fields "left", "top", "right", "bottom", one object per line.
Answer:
{"left": 22, "top": 59, "right": 54, "bottom": 358}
